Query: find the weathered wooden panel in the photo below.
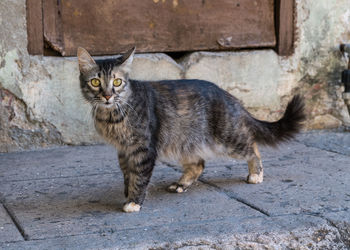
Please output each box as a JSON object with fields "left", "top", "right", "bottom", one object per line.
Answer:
{"left": 43, "top": 0, "right": 64, "bottom": 53}
{"left": 44, "top": 0, "right": 276, "bottom": 56}
{"left": 276, "top": 0, "right": 295, "bottom": 56}
{"left": 26, "top": 0, "right": 43, "bottom": 55}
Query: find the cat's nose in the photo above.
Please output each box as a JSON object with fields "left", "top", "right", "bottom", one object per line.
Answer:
{"left": 104, "top": 95, "right": 112, "bottom": 101}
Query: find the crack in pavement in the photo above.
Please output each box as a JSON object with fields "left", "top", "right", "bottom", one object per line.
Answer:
{"left": 162, "top": 162, "right": 270, "bottom": 217}
{"left": 198, "top": 177, "right": 271, "bottom": 216}
{"left": 295, "top": 139, "right": 350, "bottom": 157}
{"left": 1, "top": 203, "right": 28, "bottom": 241}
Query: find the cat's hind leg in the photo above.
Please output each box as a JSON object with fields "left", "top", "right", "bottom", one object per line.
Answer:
{"left": 168, "top": 158, "right": 205, "bottom": 193}
{"left": 246, "top": 142, "right": 263, "bottom": 184}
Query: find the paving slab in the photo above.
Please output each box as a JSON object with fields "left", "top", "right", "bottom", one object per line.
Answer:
{"left": 0, "top": 145, "right": 119, "bottom": 182}
{"left": 1, "top": 164, "right": 261, "bottom": 240}
{"left": 0, "top": 204, "right": 23, "bottom": 243}
{"left": 296, "top": 130, "right": 350, "bottom": 156}
{"left": 0, "top": 132, "right": 350, "bottom": 249}
{"left": 199, "top": 141, "right": 350, "bottom": 216}
{"left": 0, "top": 214, "right": 343, "bottom": 250}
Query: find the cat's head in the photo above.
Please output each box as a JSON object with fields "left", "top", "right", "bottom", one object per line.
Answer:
{"left": 77, "top": 47, "right": 135, "bottom": 108}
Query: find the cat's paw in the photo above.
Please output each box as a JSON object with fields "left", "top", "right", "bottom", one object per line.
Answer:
{"left": 167, "top": 183, "right": 187, "bottom": 193}
{"left": 123, "top": 202, "right": 141, "bottom": 213}
{"left": 247, "top": 173, "right": 263, "bottom": 184}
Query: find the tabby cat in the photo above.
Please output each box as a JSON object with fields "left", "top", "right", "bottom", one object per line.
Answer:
{"left": 77, "top": 47, "right": 305, "bottom": 213}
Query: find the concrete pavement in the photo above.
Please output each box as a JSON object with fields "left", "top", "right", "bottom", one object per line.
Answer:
{"left": 0, "top": 131, "right": 349, "bottom": 249}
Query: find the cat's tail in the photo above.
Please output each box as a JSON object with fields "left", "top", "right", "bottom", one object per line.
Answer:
{"left": 250, "top": 95, "right": 306, "bottom": 147}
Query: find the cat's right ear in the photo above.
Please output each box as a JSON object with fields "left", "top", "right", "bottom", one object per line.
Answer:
{"left": 77, "top": 47, "right": 97, "bottom": 74}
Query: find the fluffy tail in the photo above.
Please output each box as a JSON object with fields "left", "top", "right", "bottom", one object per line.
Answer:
{"left": 251, "top": 95, "right": 306, "bottom": 147}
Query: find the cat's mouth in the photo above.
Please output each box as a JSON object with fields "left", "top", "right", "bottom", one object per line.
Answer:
{"left": 102, "top": 98, "right": 113, "bottom": 106}
{"left": 104, "top": 102, "right": 114, "bottom": 107}
{"left": 98, "top": 101, "right": 114, "bottom": 108}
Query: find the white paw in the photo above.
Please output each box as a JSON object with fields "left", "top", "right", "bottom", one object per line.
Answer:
{"left": 123, "top": 202, "right": 141, "bottom": 213}
{"left": 247, "top": 173, "right": 263, "bottom": 184}
{"left": 167, "top": 183, "right": 186, "bottom": 193}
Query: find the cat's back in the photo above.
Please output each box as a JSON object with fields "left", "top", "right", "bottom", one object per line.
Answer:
{"left": 149, "top": 79, "right": 225, "bottom": 97}
{"left": 133, "top": 79, "right": 238, "bottom": 106}
{"left": 131, "top": 79, "right": 247, "bottom": 121}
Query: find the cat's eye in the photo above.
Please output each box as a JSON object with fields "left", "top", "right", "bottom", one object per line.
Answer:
{"left": 91, "top": 78, "right": 101, "bottom": 87}
{"left": 113, "top": 78, "right": 122, "bottom": 87}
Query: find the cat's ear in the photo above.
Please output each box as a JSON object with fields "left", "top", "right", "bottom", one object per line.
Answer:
{"left": 118, "top": 47, "right": 136, "bottom": 73}
{"left": 77, "top": 47, "right": 98, "bottom": 74}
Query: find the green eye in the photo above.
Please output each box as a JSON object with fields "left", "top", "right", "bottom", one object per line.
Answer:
{"left": 113, "top": 78, "right": 122, "bottom": 87}
{"left": 91, "top": 78, "right": 101, "bottom": 87}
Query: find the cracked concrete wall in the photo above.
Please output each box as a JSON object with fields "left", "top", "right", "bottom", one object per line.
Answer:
{"left": 0, "top": 0, "right": 350, "bottom": 152}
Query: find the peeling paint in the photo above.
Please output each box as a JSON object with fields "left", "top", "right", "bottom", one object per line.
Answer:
{"left": 0, "top": 87, "right": 64, "bottom": 152}
{"left": 149, "top": 21, "right": 155, "bottom": 29}
{"left": 172, "top": 0, "right": 178, "bottom": 8}
{"left": 73, "top": 9, "right": 82, "bottom": 17}
{"left": 0, "top": 49, "right": 23, "bottom": 98}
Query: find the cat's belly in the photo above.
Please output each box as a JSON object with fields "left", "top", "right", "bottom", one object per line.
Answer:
{"left": 157, "top": 141, "right": 229, "bottom": 162}
{"left": 95, "top": 119, "right": 239, "bottom": 161}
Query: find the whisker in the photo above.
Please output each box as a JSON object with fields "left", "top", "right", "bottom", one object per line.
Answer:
{"left": 120, "top": 105, "right": 134, "bottom": 129}
{"left": 117, "top": 98, "right": 143, "bottom": 127}
{"left": 116, "top": 98, "right": 140, "bottom": 128}
{"left": 117, "top": 98, "right": 137, "bottom": 114}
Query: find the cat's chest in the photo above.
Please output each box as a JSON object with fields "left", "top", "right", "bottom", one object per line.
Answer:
{"left": 95, "top": 118, "right": 131, "bottom": 145}
{"left": 93, "top": 108, "right": 133, "bottom": 148}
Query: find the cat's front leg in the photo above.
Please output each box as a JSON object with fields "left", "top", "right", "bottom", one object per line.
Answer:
{"left": 122, "top": 148, "right": 156, "bottom": 213}
{"left": 118, "top": 152, "right": 129, "bottom": 197}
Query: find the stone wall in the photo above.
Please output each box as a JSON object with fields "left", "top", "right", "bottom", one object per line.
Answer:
{"left": 0, "top": 0, "right": 350, "bottom": 152}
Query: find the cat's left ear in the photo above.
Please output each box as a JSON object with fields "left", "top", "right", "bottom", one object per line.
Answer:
{"left": 118, "top": 47, "right": 136, "bottom": 74}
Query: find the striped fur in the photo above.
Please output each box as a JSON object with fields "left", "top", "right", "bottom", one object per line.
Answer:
{"left": 77, "top": 47, "right": 305, "bottom": 212}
